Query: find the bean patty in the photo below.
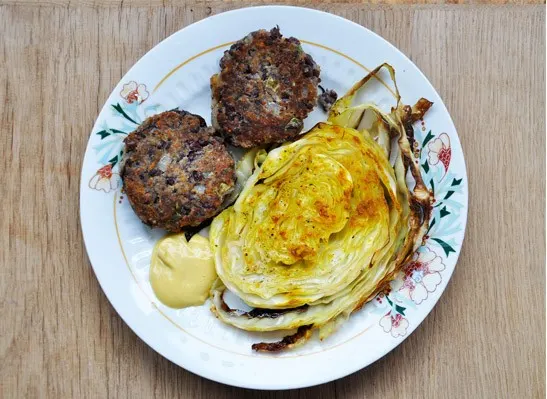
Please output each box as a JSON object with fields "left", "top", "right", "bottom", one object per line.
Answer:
{"left": 211, "top": 27, "right": 321, "bottom": 148}
{"left": 121, "top": 109, "right": 235, "bottom": 232}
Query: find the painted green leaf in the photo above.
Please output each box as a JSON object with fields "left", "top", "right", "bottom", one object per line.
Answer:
{"left": 108, "top": 155, "right": 119, "bottom": 166}
{"left": 96, "top": 130, "right": 110, "bottom": 139}
{"left": 444, "top": 190, "right": 455, "bottom": 200}
{"left": 431, "top": 238, "right": 456, "bottom": 256}
{"left": 112, "top": 103, "right": 138, "bottom": 124}
{"left": 426, "top": 217, "right": 436, "bottom": 235}
{"left": 429, "top": 178, "right": 435, "bottom": 195}
{"left": 440, "top": 206, "right": 450, "bottom": 218}
{"left": 451, "top": 178, "right": 462, "bottom": 186}
{"left": 96, "top": 128, "right": 128, "bottom": 139}
{"left": 395, "top": 305, "right": 406, "bottom": 316}
{"left": 422, "top": 130, "right": 434, "bottom": 147}
{"left": 422, "top": 161, "right": 430, "bottom": 173}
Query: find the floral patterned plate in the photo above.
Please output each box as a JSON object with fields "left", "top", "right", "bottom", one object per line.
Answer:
{"left": 80, "top": 6, "right": 468, "bottom": 390}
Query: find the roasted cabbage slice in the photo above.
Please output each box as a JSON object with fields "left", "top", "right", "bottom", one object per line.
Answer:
{"left": 209, "top": 63, "right": 433, "bottom": 352}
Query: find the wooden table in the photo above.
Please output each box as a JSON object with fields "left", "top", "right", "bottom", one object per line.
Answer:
{"left": 1, "top": 2, "right": 545, "bottom": 398}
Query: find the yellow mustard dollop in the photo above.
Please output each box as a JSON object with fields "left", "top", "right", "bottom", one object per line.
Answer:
{"left": 150, "top": 234, "right": 216, "bottom": 309}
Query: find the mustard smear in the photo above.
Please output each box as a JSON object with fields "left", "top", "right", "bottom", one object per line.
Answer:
{"left": 150, "top": 234, "right": 216, "bottom": 309}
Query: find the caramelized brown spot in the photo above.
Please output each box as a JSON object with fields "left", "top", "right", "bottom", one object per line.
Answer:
{"left": 252, "top": 325, "right": 313, "bottom": 352}
{"left": 337, "top": 170, "right": 348, "bottom": 183}
{"left": 315, "top": 200, "right": 332, "bottom": 220}
{"left": 410, "top": 98, "right": 433, "bottom": 122}
{"left": 289, "top": 245, "right": 315, "bottom": 259}
{"left": 356, "top": 199, "right": 378, "bottom": 218}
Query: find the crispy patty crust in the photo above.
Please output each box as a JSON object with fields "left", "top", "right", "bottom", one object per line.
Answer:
{"left": 121, "top": 109, "right": 235, "bottom": 232}
{"left": 211, "top": 27, "right": 320, "bottom": 148}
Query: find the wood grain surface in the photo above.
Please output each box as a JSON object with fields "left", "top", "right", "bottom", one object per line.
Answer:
{"left": 1, "top": 3, "right": 545, "bottom": 398}
{"left": 2, "top": 0, "right": 546, "bottom": 5}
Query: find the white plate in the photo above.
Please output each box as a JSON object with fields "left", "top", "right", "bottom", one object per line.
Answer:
{"left": 80, "top": 6, "right": 468, "bottom": 389}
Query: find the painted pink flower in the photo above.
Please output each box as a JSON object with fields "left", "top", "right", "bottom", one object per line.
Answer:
{"left": 399, "top": 247, "right": 445, "bottom": 305}
{"left": 427, "top": 133, "right": 451, "bottom": 172}
{"left": 379, "top": 312, "right": 409, "bottom": 337}
{"left": 374, "top": 292, "right": 386, "bottom": 306}
{"left": 373, "top": 286, "right": 391, "bottom": 307}
{"left": 89, "top": 164, "right": 121, "bottom": 193}
{"left": 120, "top": 81, "right": 149, "bottom": 104}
